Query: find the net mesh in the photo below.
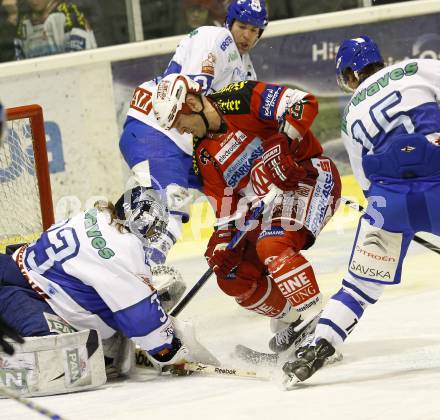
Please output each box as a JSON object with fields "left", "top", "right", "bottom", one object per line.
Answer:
{"left": 0, "top": 116, "right": 43, "bottom": 252}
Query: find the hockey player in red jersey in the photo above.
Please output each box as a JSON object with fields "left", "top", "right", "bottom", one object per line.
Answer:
{"left": 152, "top": 75, "right": 341, "bottom": 353}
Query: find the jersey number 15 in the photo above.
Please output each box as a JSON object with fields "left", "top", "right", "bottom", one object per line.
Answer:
{"left": 352, "top": 90, "right": 415, "bottom": 150}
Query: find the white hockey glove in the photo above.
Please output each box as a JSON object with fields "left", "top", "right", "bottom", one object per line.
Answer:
{"left": 148, "top": 336, "right": 191, "bottom": 375}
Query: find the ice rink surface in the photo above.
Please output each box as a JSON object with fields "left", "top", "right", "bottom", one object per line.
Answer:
{"left": 2, "top": 217, "right": 440, "bottom": 420}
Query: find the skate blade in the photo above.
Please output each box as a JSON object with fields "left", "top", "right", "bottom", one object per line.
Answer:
{"left": 282, "top": 373, "right": 302, "bottom": 390}
{"left": 325, "top": 351, "right": 343, "bottom": 365}
{"left": 282, "top": 351, "right": 344, "bottom": 390}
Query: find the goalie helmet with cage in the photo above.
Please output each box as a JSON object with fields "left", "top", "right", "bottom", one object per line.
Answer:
{"left": 225, "top": 0, "right": 268, "bottom": 35}
{"left": 153, "top": 74, "right": 202, "bottom": 130}
{"left": 335, "top": 35, "right": 384, "bottom": 93}
{"left": 115, "top": 186, "right": 169, "bottom": 245}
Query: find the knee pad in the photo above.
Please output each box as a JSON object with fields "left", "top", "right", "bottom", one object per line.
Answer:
{"left": 237, "top": 275, "right": 291, "bottom": 318}
{"left": 216, "top": 262, "right": 290, "bottom": 319}
{"left": 216, "top": 261, "right": 261, "bottom": 298}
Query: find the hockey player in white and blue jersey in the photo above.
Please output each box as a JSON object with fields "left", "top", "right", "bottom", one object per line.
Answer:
{"left": 0, "top": 187, "right": 197, "bottom": 378}
{"left": 119, "top": 0, "right": 268, "bottom": 266}
{"left": 282, "top": 36, "right": 440, "bottom": 386}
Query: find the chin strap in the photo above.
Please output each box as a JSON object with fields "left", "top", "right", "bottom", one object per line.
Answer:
{"left": 195, "top": 98, "right": 210, "bottom": 136}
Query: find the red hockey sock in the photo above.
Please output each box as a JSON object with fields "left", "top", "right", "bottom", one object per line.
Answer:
{"left": 268, "top": 249, "right": 321, "bottom": 316}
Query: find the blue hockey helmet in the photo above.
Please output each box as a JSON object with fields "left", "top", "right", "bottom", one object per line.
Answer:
{"left": 115, "top": 186, "right": 168, "bottom": 244}
{"left": 335, "top": 36, "right": 384, "bottom": 93}
{"left": 225, "top": 0, "right": 268, "bottom": 32}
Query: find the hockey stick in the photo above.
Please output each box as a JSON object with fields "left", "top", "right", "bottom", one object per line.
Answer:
{"left": 134, "top": 348, "right": 268, "bottom": 379}
{"left": 179, "top": 362, "right": 269, "bottom": 380}
{"left": 342, "top": 197, "right": 440, "bottom": 254}
{"left": 170, "top": 187, "right": 280, "bottom": 317}
{"left": 0, "top": 386, "right": 66, "bottom": 420}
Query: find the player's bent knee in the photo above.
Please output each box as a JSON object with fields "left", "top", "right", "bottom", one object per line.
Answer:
{"left": 216, "top": 261, "right": 262, "bottom": 298}
{"left": 236, "top": 276, "right": 290, "bottom": 318}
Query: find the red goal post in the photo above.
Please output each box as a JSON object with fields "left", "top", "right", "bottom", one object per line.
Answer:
{"left": 1, "top": 104, "right": 54, "bottom": 251}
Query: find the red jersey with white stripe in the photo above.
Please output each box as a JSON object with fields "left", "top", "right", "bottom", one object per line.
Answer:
{"left": 194, "top": 80, "right": 323, "bottom": 221}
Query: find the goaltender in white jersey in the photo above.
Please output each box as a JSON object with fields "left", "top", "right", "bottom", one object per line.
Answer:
{"left": 0, "top": 187, "right": 214, "bottom": 396}
{"left": 119, "top": 0, "right": 269, "bottom": 266}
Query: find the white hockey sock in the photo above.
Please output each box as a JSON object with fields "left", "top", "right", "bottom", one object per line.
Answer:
{"left": 314, "top": 277, "right": 384, "bottom": 347}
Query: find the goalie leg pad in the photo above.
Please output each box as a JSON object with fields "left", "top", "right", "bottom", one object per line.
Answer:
{"left": 0, "top": 329, "right": 106, "bottom": 397}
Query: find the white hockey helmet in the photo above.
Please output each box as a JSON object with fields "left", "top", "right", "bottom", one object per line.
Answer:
{"left": 153, "top": 74, "right": 202, "bottom": 130}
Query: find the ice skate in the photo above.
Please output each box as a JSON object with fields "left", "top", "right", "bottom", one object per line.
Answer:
{"left": 268, "top": 312, "right": 320, "bottom": 353}
{"left": 282, "top": 338, "right": 335, "bottom": 389}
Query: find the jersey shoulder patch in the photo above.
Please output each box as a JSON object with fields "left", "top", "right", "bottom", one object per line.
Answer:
{"left": 209, "top": 81, "right": 256, "bottom": 115}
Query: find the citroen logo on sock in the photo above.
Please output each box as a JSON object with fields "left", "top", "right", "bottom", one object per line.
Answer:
{"left": 364, "top": 232, "right": 387, "bottom": 253}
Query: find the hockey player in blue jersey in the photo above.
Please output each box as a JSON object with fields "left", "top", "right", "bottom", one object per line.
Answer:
{"left": 282, "top": 36, "right": 440, "bottom": 387}
{"left": 0, "top": 186, "right": 212, "bottom": 394}
{"left": 119, "top": 0, "right": 268, "bottom": 266}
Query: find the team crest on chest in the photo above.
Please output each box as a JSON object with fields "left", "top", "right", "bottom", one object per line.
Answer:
{"left": 251, "top": 161, "right": 272, "bottom": 197}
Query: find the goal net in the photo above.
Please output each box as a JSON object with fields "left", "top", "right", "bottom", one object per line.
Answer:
{"left": 0, "top": 105, "right": 54, "bottom": 252}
